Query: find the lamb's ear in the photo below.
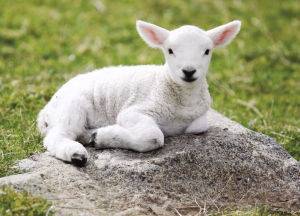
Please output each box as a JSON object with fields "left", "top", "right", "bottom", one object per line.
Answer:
{"left": 206, "top": 20, "right": 241, "bottom": 48}
{"left": 136, "top": 20, "right": 170, "bottom": 48}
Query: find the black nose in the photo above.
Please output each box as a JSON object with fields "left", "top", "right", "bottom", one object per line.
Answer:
{"left": 182, "top": 67, "right": 196, "bottom": 78}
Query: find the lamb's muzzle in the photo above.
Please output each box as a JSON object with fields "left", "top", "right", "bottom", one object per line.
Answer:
{"left": 182, "top": 67, "right": 197, "bottom": 82}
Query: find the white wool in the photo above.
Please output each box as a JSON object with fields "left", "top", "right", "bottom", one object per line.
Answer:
{"left": 37, "top": 20, "right": 241, "bottom": 163}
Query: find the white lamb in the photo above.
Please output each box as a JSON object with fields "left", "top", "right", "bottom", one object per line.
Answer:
{"left": 37, "top": 20, "right": 241, "bottom": 166}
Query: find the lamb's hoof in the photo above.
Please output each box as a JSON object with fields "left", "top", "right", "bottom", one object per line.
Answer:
{"left": 89, "top": 132, "right": 97, "bottom": 147}
{"left": 71, "top": 154, "right": 87, "bottom": 167}
{"left": 195, "top": 131, "right": 206, "bottom": 135}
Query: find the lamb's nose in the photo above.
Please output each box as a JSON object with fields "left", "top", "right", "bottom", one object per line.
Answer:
{"left": 182, "top": 67, "right": 196, "bottom": 78}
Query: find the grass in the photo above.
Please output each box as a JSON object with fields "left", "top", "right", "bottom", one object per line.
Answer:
{"left": 0, "top": 185, "right": 54, "bottom": 216}
{"left": 0, "top": 0, "right": 299, "bottom": 214}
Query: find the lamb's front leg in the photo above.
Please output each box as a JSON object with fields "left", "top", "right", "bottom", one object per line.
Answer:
{"left": 184, "top": 112, "right": 209, "bottom": 135}
{"left": 90, "top": 111, "right": 164, "bottom": 152}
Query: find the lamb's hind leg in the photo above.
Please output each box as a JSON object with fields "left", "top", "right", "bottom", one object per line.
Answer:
{"left": 89, "top": 111, "right": 164, "bottom": 152}
{"left": 44, "top": 126, "right": 89, "bottom": 166}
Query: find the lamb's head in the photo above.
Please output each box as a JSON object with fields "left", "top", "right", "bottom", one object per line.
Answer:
{"left": 136, "top": 20, "right": 241, "bottom": 85}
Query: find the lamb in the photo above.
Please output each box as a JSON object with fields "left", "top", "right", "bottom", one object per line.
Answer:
{"left": 37, "top": 20, "right": 241, "bottom": 166}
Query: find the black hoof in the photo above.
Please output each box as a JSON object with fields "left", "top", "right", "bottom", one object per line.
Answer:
{"left": 71, "top": 154, "right": 87, "bottom": 167}
{"left": 89, "top": 132, "right": 97, "bottom": 147}
{"left": 195, "top": 131, "right": 206, "bottom": 135}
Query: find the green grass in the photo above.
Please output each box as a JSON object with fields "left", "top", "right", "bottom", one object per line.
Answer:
{"left": 0, "top": 185, "right": 54, "bottom": 216}
{"left": 0, "top": 0, "right": 299, "bottom": 214}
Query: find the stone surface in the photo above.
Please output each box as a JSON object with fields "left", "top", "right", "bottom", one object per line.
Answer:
{"left": 1, "top": 109, "right": 300, "bottom": 215}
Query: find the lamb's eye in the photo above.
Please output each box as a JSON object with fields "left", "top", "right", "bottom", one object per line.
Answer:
{"left": 205, "top": 49, "right": 210, "bottom": 55}
{"left": 168, "top": 49, "right": 173, "bottom": 54}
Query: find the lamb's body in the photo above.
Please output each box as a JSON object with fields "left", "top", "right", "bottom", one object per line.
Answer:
{"left": 38, "top": 20, "right": 241, "bottom": 166}
{"left": 38, "top": 65, "right": 210, "bottom": 156}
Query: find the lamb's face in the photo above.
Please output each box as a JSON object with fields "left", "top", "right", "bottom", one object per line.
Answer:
{"left": 163, "top": 27, "right": 214, "bottom": 85}
{"left": 136, "top": 20, "right": 241, "bottom": 85}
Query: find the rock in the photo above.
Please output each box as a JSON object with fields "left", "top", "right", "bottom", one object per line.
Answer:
{"left": 1, "top": 109, "right": 300, "bottom": 215}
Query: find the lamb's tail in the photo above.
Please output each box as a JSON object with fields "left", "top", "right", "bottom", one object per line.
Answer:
{"left": 37, "top": 107, "right": 50, "bottom": 136}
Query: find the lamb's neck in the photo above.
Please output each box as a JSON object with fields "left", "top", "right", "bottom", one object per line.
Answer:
{"left": 158, "top": 66, "right": 208, "bottom": 106}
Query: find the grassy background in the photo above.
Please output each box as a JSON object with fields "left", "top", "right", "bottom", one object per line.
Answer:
{"left": 0, "top": 185, "right": 53, "bottom": 216}
{"left": 0, "top": 0, "right": 299, "bottom": 214}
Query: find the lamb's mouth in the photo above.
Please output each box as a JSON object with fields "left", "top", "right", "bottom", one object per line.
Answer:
{"left": 181, "top": 77, "right": 197, "bottom": 83}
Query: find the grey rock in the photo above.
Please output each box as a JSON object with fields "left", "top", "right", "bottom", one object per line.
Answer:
{"left": 1, "top": 109, "right": 300, "bottom": 215}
